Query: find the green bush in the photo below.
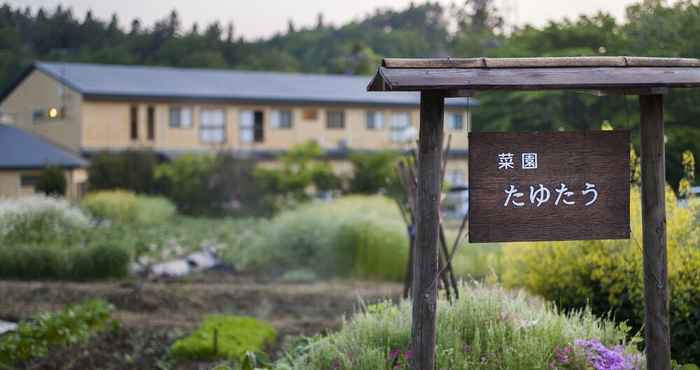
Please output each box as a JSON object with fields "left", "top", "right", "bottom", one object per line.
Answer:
{"left": 0, "top": 299, "right": 113, "bottom": 367}
{"left": 0, "top": 195, "right": 92, "bottom": 244}
{"left": 170, "top": 315, "right": 277, "bottom": 361}
{"left": 88, "top": 150, "right": 159, "bottom": 193}
{"left": 81, "top": 190, "right": 175, "bottom": 225}
{"left": 276, "top": 284, "right": 641, "bottom": 370}
{"left": 502, "top": 188, "right": 700, "bottom": 364}
{"left": 229, "top": 195, "right": 408, "bottom": 281}
{"left": 348, "top": 150, "right": 402, "bottom": 197}
{"left": 0, "top": 239, "right": 130, "bottom": 280}
{"left": 35, "top": 165, "right": 67, "bottom": 196}
{"left": 155, "top": 154, "right": 216, "bottom": 215}
{"left": 81, "top": 190, "right": 138, "bottom": 223}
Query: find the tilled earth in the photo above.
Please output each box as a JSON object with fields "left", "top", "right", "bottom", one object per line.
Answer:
{"left": 0, "top": 271, "right": 402, "bottom": 370}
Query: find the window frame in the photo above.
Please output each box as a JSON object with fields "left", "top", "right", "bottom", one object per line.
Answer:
{"left": 169, "top": 106, "right": 193, "bottom": 129}
{"left": 326, "top": 110, "right": 345, "bottom": 129}
{"left": 446, "top": 112, "right": 465, "bottom": 131}
{"left": 366, "top": 111, "right": 384, "bottom": 130}
{"left": 199, "top": 108, "right": 227, "bottom": 144}
{"left": 147, "top": 106, "right": 156, "bottom": 141}
{"left": 272, "top": 109, "right": 293, "bottom": 129}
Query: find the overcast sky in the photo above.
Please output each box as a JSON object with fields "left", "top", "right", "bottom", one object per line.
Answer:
{"left": 8, "top": 0, "right": 640, "bottom": 40}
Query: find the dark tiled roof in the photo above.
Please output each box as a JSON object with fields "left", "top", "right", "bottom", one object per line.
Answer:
{"left": 27, "top": 62, "right": 476, "bottom": 108}
{"left": 0, "top": 124, "right": 88, "bottom": 169}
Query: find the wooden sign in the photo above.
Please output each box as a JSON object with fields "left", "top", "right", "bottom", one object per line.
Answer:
{"left": 468, "top": 131, "right": 630, "bottom": 243}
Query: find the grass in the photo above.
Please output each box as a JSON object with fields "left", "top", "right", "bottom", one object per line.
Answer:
{"left": 276, "top": 284, "right": 643, "bottom": 370}
{"left": 170, "top": 315, "right": 277, "bottom": 361}
{"left": 81, "top": 190, "right": 175, "bottom": 225}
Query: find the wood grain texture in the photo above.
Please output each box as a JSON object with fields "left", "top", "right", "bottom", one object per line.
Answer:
{"left": 370, "top": 67, "right": 700, "bottom": 92}
{"left": 411, "top": 91, "right": 444, "bottom": 370}
{"left": 381, "top": 56, "right": 700, "bottom": 69}
{"left": 468, "top": 131, "right": 630, "bottom": 243}
{"left": 640, "top": 94, "right": 671, "bottom": 370}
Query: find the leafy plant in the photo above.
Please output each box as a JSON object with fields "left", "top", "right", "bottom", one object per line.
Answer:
{"left": 0, "top": 299, "right": 114, "bottom": 367}
{"left": 35, "top": 165, "right": 67, "bottom": 196}
{"left": 170, "top": 315, "right": 277, "bottom": 361}
{"left": 0, "top": 195, "right": 92, "bottom": 244}
{"left": 276, "top": 284, "right": 642, "bottom": 370}
{"left": 502, "top": 188, "right": 700, "bottom": 364}
{"left": 81, "top": 190, "right": 175, "bottom": 225}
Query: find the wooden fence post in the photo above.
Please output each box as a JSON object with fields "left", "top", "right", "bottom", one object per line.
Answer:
{"left": 411, "top": 91, "right": 444, "bottom": 370}
{"left": 639, "top": 94, "right": 671, "bottom": 370}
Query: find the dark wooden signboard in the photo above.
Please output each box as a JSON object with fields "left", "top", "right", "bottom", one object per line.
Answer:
{"left": 468, "top": 131, "right": 630, "bottom": 243}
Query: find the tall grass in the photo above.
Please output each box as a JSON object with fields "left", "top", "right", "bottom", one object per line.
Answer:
{"left": 277, "top": 284, "right": 642, "bottom": 370}
{"left": 81, "top": 190, "right": 175, "bottom": 225}
{"left": 227, "top": 195, "right": 408, "bottom": 281}
{"left": 0, "top": 195, "right": 91, "bottom": 244}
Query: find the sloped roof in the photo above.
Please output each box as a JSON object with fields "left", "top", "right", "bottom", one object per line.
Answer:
{"left": 3, "top": 62, "right": 475, "bottom": 108}
{"left": 368, "top": 56, "right": 700, "bottom": 92}
{"left": 0, "top": 124, "right": 88, "bottom": 169}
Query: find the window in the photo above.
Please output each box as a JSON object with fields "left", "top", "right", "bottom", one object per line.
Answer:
{"left": 200, "top": 109, "right": 226, "bottom": 144}
{"left": 366, "top": 111, "right": 384, "bottom": 130}
{"left": 147, "top": 106, "right": 156, "bottom": 141}
{"left": 169, "top": 107, "right": 193, "bottom": 128}
{"left": 130, "top": 106, "right": 139, "bottom": 140}
{"left": 326, "top": 110, "right": 345, "bottom": 129}
{"left": 20, "top": 174, "right": 39, "bottom": 188}
{"left": 271, "top": 109, "right": 293, "bottom": 129}
{"left": 390, "top": 112, "right": 413, "bottom": 143}
{"left": 302, "top": 109, "right": 318, "bottom": 121}
{"left": 446, "top": 112, "right": 464, "bottom": 131}
{"left": 239, "top": 111, "right": 264, "bottom": 143}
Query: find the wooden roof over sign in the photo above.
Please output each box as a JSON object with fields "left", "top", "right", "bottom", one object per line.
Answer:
{"left": 367, "top": 56, "right": 700, "bottom": 92}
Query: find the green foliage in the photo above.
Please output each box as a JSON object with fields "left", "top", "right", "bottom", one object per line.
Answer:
{"left": 255, "top": 142, "right": 342, "bottom": 210}
{"left": 0, "top": 299, "right": 113, "bottom": 367}
{"left": 156, "top": 153, "right": 264, "bottom": 216}
{"left": 81, "top": 190, "right": 175, "bottom": 225}
{"left": 87, "top": 150, "right": 159, "bottom": 194}
{"left": 348, "top": 150, "right": 402, "bottom": 197}
{"left": 35, "top": 165, "right": 66, "bottom": 196}
{"left": 226, "top": 195, "right": 408, "bottom": 281}
{"left": 502, "top": 188, "right": 700, "bottom": 364}
{"left": 170, "top": 315, "right": 276, "bottom": 361}
{"left": 0, "top": 238, "right": 130, "bottom": 280}
{"left": 81, "top": 190, "right": 138, "bottom": 223}
{"left": 276, "top": 284, "right": 641, "bottom": 370}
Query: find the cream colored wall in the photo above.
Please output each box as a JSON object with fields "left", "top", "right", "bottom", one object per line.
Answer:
{"left": 0, "top": 169, "right": 87, "bottom": 200}
{"left": 81, "top": 100, "right": 470, "bottom": 153}
{"left": 0, "top": 70, "right": 83, "bottom": 151}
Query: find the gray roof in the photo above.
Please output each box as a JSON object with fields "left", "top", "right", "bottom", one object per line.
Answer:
{"left": 29, "top": 62, "right": 475, "bottom": 108}
{"left": 0, "top": 124, "right": 88, "bottom": 169}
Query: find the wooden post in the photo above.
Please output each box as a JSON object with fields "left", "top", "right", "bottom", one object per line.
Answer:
{"left": 639, "top": 94, "right": 671, "bottom": 370}
{"left": 411, "top": 91, "right": 444, "bottom": 370}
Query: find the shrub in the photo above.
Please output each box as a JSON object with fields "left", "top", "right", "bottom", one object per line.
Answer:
{"left": 276, "top": 284, "right": 642, "bottom": 370}
{"left": 81, "top": 190, "right": 175, "bottom": 224}
{"left": 81, "top": 190, "right": 138, "bottom": 223}
{"left": 0, "top": 299, "right": 113, "bottom": 367}
{"left": 349, "top": 150, "right": 402, "bottom": 197}
{"left": 0, "top": 239, "right": 130, "bottom": 280}
{"left": 502, "top": 187, "right": 700, "bottom": 364}
{"left": 0, "top": 195, "right": 91, "bottom": 244}
{"left": 230, "top": 195, "right": 408, "bottom": 281}
{"left": 35, "top": 165, "right": 66, "bottom": 196}
{"left": 88, "top": 150, "right": 159, "bottom": 193}
{"left": 170, "top": 315, "right": 277, "bottom": 361}
{"left": 155, "top": 154, "right": 216, "bottom": 215}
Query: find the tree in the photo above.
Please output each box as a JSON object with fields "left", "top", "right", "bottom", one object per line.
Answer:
{"left": 349, "top": 150, "right": 402, "bottom": 197}
{"left": 36, "top": 165, "right": 66, "bottom": 196}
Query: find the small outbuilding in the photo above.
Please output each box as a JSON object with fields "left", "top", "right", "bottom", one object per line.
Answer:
{"left": 0, "top": 124, "right": 88, "bottom": 199}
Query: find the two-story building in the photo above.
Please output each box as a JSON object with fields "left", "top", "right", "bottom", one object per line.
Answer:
{"left": 0, "top": 62, "right": 475, "bottom": 187}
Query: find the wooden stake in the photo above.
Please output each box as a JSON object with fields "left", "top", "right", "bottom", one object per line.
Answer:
{"left": 639, "top": 94, "right": 671, "bottom": 370}
{"left": 411, "top": 91, "right": 444, "bottom": 370}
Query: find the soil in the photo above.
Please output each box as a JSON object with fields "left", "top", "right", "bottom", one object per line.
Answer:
{"left": 0, "top": 270, "right": 402, "bottom": 370}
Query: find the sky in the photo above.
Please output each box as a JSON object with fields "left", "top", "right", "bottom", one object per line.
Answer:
{"left": 8, "top": 0, "right": 640, "bottom": 40}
